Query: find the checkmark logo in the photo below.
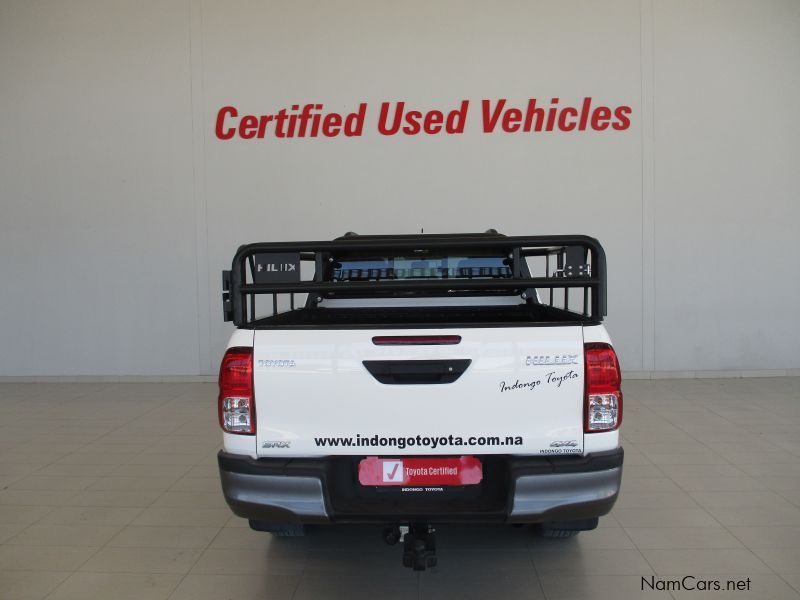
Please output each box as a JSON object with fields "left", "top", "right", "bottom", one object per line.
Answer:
{"left": 382, "top": 460, "right": 403, "bottom": 483}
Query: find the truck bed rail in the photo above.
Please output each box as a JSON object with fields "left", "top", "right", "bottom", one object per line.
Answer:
{"left": 222, "top": 233, "right": 607, "bottom": 327}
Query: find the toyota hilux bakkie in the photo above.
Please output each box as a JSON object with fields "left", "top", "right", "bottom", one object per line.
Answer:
{"left": 216, "top": 231, "right": 623, "bottom": 569}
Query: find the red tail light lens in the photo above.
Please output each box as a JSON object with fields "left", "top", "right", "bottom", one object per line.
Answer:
{"left": 584, "top": 343, "right": 622, "bottom": 432}
{"left": 218, "top": 347, "right": 255, "bottom": 435}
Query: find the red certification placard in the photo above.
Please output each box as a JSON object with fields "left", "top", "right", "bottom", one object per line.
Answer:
{"left": 358, "top": 456, "right": 483, "bottom": 487}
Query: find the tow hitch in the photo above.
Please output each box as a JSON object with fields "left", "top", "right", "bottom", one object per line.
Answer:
{"left": 384, "top": 523, "right": 437, "bottom": 571}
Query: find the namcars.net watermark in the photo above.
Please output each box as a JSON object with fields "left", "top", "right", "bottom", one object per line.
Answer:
{"left": 642, "top": 576, "right": 752, "bottom": 592}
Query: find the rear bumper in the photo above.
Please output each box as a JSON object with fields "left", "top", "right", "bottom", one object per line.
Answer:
{"left": 218, "top": 448, "right": 623, "bottom": 524}
{"left": 218, "top": 468, "right": 330, "bottom": 524}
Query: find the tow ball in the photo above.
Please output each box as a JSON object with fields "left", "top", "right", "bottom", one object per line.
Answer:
{"left": 383, "top": 523, "right": 437, "bottom": 571}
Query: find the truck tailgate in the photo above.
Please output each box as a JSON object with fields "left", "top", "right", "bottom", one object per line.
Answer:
{"left": 253, "top": 327, "right": 585, "bottom": 456}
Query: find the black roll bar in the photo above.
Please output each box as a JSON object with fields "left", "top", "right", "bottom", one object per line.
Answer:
{"left": 222, "top": 234, "right": 607, "bottom": 326}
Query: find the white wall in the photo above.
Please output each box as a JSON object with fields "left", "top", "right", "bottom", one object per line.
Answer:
{"left": 651, "top": 0, "right": 800, "bottom": 372}
{"left": 0, "top": 0, "right": 797, "bottom": 376}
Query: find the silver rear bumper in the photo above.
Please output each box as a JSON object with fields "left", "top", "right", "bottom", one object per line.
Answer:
{"left": 508, "top": 466, "right": 622, "bottom": 522}
{"left": 218, "top": 449, "right": 623, "bottom": 524}
{"left": 219, "top": 469, "right": 330, "bottom": 524}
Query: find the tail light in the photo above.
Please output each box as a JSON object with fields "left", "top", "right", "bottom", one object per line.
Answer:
{"left": 584, "top": 343, "right": 622, "bottom": 432}
{"left": 218, "top": 347, "right": 255, "bottom": 435}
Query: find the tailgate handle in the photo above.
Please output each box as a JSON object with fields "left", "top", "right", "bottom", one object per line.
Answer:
{"left": 362, "top": 359, "right": 471, "bottom": 385}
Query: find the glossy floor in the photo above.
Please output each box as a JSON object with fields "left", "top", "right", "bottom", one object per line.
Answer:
{"left": 0, "top": 379, "right": 799, "bottom": 599}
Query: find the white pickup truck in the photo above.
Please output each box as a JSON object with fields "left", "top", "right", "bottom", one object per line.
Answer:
{"left": 217, "top": 232, "right": 622, "bottom": 569}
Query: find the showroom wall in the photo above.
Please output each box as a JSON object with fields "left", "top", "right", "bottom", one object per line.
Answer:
{"left": 1, "top": 0, "right": 798, "bottom": 377}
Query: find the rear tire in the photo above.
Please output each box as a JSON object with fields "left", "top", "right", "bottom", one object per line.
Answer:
{"left": 538, "top": 528, "right": 579, "bottom": 538}
{"left": 534, "top": 517, "right": 598, "bottom": 538}
{"left": 248, "top": 520, "right": 305, "bottom": 537}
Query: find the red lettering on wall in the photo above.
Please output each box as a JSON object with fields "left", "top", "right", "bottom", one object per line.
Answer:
{"left": 214, "top": 98, "right": 632, "bottom": 140}
{"left": 591, "top": 106, "right": 612, "bottom": 131}
{"left": 482, "top": 99, "right": 505, "bottom": 133}
{"left": 238, "top": 115, "right": 258, "bottom": 139}
{"left": 558, "top": 107, "right": 578, "bottom": 132}
{"left": 502, "top": 108, "right": 522, "bottom": 132}
{"left": 613, "top": 106, "right": 632, "bottom": 130}
{"left": 446, "top": 101, "right": 469, "bottom": 133}
{"left": 215, "top": 106, "right": 237, "bottom": 140}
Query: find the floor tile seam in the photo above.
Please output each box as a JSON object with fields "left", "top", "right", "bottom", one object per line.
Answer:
{"left": 644, "top": 409, "right": 748, "bottom": 456}
{"left": 85, "top": 396, "right": 198, "bottom": 516}
{"left": 0, "top": 503, "right": 59, "bottom": 531}
{"left": 1, "top": 537, "right": 119, "bottom": 549}
{"left": 27, "top": 391, "right": 198, "bottom": 583}
{"left": 24, "top": 454, "right": 86, "bottom": 484}
{"left": 165, "top": 463, "right": 219, "bottom": 495}
{"left": 620, "top": 523, "right": 751, "bottom": 551}
{"left": 775, "top": 489, "right": 800, "bottom": 510}
{"left": 697, "top": 403, "right": 789, "bottom": 452}
{"left": 40, "top": 542, "right": 109, "bottom": 600}
{"left": 25, "top": 393, "right": 183, "bottom": 491}
{"left": 75, "top": 504, "right": 148, "bottom": 540}
{"left": 756, "top": 476, "right": 800, "bottom": 497}
{"left": 648, "top": 412, "right": 754, "bottom": 478}
{"left": 165, "top": 521, "right": 233, "bottom": 600}
{"left": 288, "top": 564, "right": 307, "bottom": 600}
{"left": 628, "top": 536, "right": 660, "bottom": 581}
{"left": 619, "top": 477, "right": 739, "bottom": 541}
{"left": 523, "top": 541, "right": 547, "bottom": 600}
{"left": 722, "top": 524, "right": 798, "bottom": 579}
{"left": 686, "top": 488, "right": 800, "bottom": 514}
{"left": 637, "top": 543, "right": 778, "bottom": 585}
{"left": 83, "top": 391, "right": 187, "bottom": 452}
{"left": 618, "top": 440, "right": 660, "bottom": 468}
{"left": 0, "top": 567, "right": 77, "bottom": 573}
{"left": 776, "top": 573, "right": 800, "bottom": 596}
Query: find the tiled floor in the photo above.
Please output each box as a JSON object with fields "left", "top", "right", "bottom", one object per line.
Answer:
{"left": 1, "top": 378, "right": 799, "bottom": 599}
